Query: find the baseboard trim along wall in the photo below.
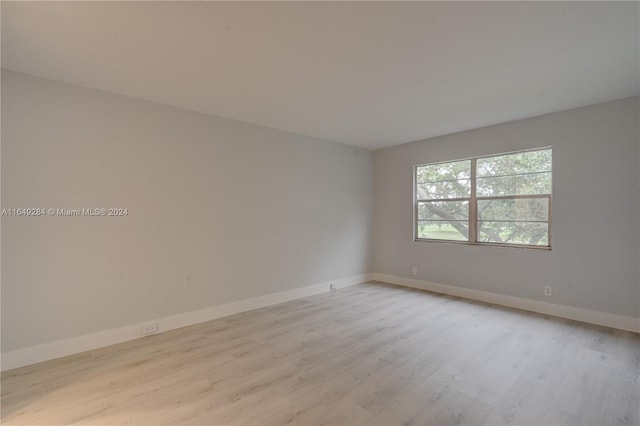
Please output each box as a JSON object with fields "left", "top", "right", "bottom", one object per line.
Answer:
{"left": 370, "top": 273, "right": 640, "bottom": 333}
{"left": 1, "top": 274, "right": 372, "bottom": 372}
{"left": 4, "top": 272, "right": 637, "bottom": 371}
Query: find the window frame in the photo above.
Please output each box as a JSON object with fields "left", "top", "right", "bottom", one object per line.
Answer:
{"left": 413, "top": 147, "right": 552, "bottom": 250}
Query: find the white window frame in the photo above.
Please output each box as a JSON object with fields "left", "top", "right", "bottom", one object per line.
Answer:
{"left": 413, "top": 147, "right": 552, "bottom": 250}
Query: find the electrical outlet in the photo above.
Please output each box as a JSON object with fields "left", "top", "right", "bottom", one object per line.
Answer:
{"left": 411, "top": 266, "right": 418, "bottom": 276}
{"left": 141, "top": 322, "right": 159, "bottom": 336}
{"left": 544, "top": 286, "right": 552, "bottom": 296}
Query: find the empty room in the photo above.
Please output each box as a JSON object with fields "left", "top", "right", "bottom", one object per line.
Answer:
{"left": 1, "top": 2, "right": 639, "bottom": 425}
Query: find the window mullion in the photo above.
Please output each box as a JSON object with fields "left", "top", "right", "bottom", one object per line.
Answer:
{"left": 470, "top": 158, "right": 477, "bottom": 244}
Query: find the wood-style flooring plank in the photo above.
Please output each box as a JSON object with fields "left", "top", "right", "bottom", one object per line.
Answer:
{"left": 2, "top": 282, "right": 638, "bottom": 425}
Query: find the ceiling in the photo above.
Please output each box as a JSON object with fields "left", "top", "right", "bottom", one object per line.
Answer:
{"left": 2, "top": 2, "right": 639, "bottom": 149}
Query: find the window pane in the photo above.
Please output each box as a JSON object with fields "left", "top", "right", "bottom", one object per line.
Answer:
{"left": 417, "top": 221, "right": 469, "bottom": 241}
{"left": 417, "top": 180, "right": 470, "bottom": 200}
{"left": 416, "top": 160, "right": 471, "bottom": 183}
{"left": 477, "top": 172, "right": 551, "bottom": 196}
{"left": 477, "top": 149, "right": 552, "bottom": 177}
{"left": 478, "top": 198, "right": 549, "bottom": 222}
{"left": 477, "top": 221, "right": 549, "bottom": 246}
{"left": 418, "top": 201, "right": 468, "bottom": 221}
{"left": 414, "top": 148, "right": 552, "bottom": 248}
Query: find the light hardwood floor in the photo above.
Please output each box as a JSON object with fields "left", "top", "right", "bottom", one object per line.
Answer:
{"left": 2, "top": 282, "right": 639, "bottom": 426}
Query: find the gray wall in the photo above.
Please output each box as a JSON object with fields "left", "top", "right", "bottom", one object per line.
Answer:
{"left": 374, "top": 97, "right": 640, "bottom": 318}
{"left": 2, "top": 69, "right": 638, "bottom": 355}
{"left": 1, "top": 70, "right": 374, "bottom": 352}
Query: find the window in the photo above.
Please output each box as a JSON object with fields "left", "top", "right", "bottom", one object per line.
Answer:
{"left": 415, "top": 148, "right": 552, "bottom": 248}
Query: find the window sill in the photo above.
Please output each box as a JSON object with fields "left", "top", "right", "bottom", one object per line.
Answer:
{"left": 413, "top": 238, "right": 551, "bottom": 251}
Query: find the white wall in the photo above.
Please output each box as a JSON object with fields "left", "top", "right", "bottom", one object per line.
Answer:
{"left": 1, "top": 70, "right": 373, "bottom": 353}
{"left": 2, "top": 69, "right": 638, "bottom": 369}
{"left": 374, "top": 97, "right": 640, "bottom": 318}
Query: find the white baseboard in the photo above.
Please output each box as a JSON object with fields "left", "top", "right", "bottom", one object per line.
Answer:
{"left": 370, "top": 273, "right": 640, "bottom": 333}
{"left": 1, "top": 274, "right": 373, "bottom": 372}
{"left": 5, "top": 272, "right": 635, "bottom": 371}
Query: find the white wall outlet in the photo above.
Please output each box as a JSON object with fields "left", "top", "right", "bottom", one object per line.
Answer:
{"left": 411, "top": 266, "right": 418, "bottom": 276}
{"left": 330, "top": 283, "right": 336, "bottom": 291}
{"left": 141, "top": 322, "right": 159, "bottom": 336}
{"left": 544, "top": 286, "right": 552, "bottom": 296}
